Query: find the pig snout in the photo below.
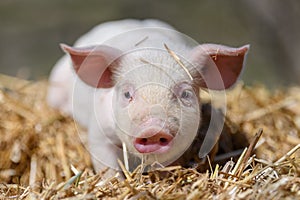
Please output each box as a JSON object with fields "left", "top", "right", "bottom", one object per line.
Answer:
{"left": 134, "top": 130, "right": 174, "bottom": 154}
{"left": 132, "top": 117, "right": 175, "bottom": 154}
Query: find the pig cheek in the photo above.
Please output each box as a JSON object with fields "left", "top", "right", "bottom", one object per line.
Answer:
{"left": 113, "top": 87, "right": 135, "bottom": 134}
{"left": 113, "top": 102, "right": 140, "bottom": 154}
{"left": 113, "top": 95, "right": 147, "bottom": 154}
{"left": 114, "top": 107, "right": 132, "bottom": 138}
{"left": 158, "top": 101, "right": 201, "bottom": 164}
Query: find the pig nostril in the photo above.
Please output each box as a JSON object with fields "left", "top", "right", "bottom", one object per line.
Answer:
{"left": 159, "top": 137, "right": 169, "bottom": 145}
{"left": 140, "top": 138, "right": 147, "bottom": 144}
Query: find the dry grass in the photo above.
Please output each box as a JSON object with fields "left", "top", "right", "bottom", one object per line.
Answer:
{"left": 0, "top": 74, "right": 299, "bottom": 199}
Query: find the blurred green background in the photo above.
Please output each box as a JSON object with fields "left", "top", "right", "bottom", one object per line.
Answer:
{"left": 0, "top": 0, "right": 299, "bottom": 87}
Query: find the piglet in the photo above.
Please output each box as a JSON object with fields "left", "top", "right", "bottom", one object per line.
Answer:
{"left": 47, "top": 19, "right": 249, "bottom": 175}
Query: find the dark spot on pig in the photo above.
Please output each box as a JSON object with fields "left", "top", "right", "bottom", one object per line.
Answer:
{"left": 159, "top": 137, "right": 169, "bottom": 145}
{"left": 140, "top": 138, "right": 147, "bottom": 144}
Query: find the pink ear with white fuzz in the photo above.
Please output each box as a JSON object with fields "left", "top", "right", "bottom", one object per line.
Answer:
{"left": 61, "top": 44, "right": 122, "bottom": 88}
{"left": 190, "top": 44, "right": 249, "bottom": 90}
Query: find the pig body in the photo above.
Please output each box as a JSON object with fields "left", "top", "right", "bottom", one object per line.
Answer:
{"left": 47, "top": 19, "right": 249, "bottom": 173}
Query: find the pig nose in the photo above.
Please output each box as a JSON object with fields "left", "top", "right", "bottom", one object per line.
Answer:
{"left": 134, "top": 132, "right": 173, "bottom": 154}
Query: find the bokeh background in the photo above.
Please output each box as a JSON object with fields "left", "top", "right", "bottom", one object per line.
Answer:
{"left": 0, "top": 0, "right": 299, "bottom": 87}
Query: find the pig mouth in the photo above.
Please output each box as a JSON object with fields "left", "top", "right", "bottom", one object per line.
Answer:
{"left": 133, "top": 131, "right": 174, "bottom": 154}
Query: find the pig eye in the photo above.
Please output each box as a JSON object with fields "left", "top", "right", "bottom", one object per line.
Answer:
{"left": 173, "top": 82, "right": 196, "bottom": 107}
{"left": 179, "top": 89, "right": 194, "bottom": 106}
{"left": 123, "top": 90, "right": 134, "bottom": 103}
{"left": 124, "top": 91, "right": 132, "bottom": 99}
{"left": 181, "top": 90, "right": 191, "bottom": 99}
{"left": 119, "top": 82, "right": 135, "bottom": 103}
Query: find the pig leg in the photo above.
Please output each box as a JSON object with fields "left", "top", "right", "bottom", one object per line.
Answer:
{"left": 87, "top": 88, "right": 126, "bottom": 178}
{"left": 87, "top": 119, "right": 123, "bottom": 178}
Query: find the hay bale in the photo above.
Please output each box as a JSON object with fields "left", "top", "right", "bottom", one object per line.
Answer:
{"left": 0, "top": 74, "right": 92, "bottom": 185}
{"left": 0, "top": 74, "right": 299, "bottom": 199}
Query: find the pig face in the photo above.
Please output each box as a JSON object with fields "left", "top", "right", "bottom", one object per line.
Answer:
{"left": 110, "top": 49, "right": 201, "bottom": 165}
{"left": 61, "top": 40, "right": 249, "bottom": 169}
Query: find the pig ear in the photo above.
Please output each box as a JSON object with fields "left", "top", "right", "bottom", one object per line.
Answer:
{"left": 190, "top": 44, "right": 249, "bottom": 90}
{"left": 61, "top": 44, "right": 122, "bottom": 88}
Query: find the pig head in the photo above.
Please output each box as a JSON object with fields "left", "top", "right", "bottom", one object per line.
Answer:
{"left": 58, "top": 42, "right": 249, "bottom": 172}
